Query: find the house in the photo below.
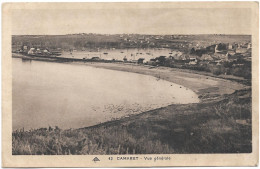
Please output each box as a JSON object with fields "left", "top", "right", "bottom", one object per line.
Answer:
{"left": 228, "top": 43, "right": 233, "bottom": 50}
{"left": 43, "top": 49, "right": 49, "bottom": 53}
{"left": 233, "top": 43, "right": 239, "bottom": 49}
{"left": 214, "top": 45, "right": 219, "bottom": 53}
{"left": 28, "top": 48, "right": 36, "bottom": 55}
{"left": 189, "top": 58, "right": 197, "bottom": 65}
{"left": 22, "top": 45, "right": 29, "bottom": 52}
{"left": 36, "top": 48, "right": 42, "bottom": 54}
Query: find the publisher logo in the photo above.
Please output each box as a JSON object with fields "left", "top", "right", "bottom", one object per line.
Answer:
{"left": 93, "top": 157, "right": 100, "bottom": 163}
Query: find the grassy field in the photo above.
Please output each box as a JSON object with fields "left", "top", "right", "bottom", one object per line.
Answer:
{"left": 12, "top": 88, "right": 251, "bottom": 155}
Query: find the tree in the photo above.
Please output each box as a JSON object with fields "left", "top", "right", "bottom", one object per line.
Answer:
{"left": 156, "top": 56, "right": 166, "bottom": 65}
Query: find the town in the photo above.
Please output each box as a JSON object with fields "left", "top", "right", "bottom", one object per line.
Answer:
{"left": 12, "top": 34, "right": 252, "bottom": 81}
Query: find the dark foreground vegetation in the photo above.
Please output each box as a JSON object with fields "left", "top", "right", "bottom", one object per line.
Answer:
{"left": 13, "top": 89, "right": 251, "bottom": 155}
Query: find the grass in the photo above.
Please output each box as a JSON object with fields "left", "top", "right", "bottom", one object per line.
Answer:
{"left": 12, "top": 89, "right": 252, "bottom": 155}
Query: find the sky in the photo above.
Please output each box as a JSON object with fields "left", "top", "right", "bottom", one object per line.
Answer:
{"left": 12, "top": 8, "right": 252, "bottom": 35}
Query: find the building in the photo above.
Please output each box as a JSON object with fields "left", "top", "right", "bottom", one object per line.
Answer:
{"left": 36, "top": 48, "right": 42, "bottom": 54}
{"left": 189, "top": 58, "right": 198, "bottom": 65}
{"left": 228, "top": 43, "right": 233, "bottom": 50}
{"left": 28, "top": 48, "right": 36, "bottom": 55}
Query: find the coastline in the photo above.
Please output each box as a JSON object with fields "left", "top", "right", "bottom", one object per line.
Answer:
{"left": 13, "top": 53, "right": 247, "bottom": 101}
{"left": 75, "top": 62, "right": 247, "bottom": 97}
{"left": 12, "top": 54, "right": 252, "bottom": 154}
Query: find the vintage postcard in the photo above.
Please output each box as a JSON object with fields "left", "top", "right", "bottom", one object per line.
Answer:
{"left": 2, "top": 2, "right": 259, "bottom": 167}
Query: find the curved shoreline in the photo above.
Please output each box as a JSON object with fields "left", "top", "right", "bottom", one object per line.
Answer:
{"left": 70, "top": 61, "right": 247, "bottom": 101}
{"left": 12, "top": 55, "right": 252, "bottom": 154}
{"left": 13, "top": 53, "right": 247, "bottom": 102}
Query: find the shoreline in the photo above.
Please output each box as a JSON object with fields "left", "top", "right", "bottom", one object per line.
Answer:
{"left": 12, "top": 54, "right": 248, "bottom": 130}
{"left": 74, "top": 62, "right": 247, "bottom": 97}
{"left": 12, "top": 54, "right": 252, "bottom": 154}
{"left": 13, "top": 53, "right": 247, "bottom": 102}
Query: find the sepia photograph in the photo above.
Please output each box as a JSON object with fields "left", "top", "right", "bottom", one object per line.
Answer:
{"left": 2, "top": 1, "right": 259, "bottom": 167}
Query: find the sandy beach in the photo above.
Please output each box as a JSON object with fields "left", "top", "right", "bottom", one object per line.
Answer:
{"left": 71, "top": 61, "right": 247, "bottom": 100}
{"left": 13, "top": 52, "right": 247, "bottom": 100}
{"left": 11, "top": 54, "right": 252, "bottom": 155}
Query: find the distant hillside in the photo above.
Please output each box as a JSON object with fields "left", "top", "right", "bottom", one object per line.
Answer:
{"left": 12, "top": 34, "right": 251, "bottom": 51}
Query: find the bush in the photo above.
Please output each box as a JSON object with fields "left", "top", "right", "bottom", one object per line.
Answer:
{"left": 212, "top": 67, "right": 222, "bottom": 75}
{"left": 231, "top": 66, "right": 251, "bottom": 79}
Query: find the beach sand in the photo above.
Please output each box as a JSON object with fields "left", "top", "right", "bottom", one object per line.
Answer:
{"left": 72, "top": 61, "right": 247, "bottom": 101}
